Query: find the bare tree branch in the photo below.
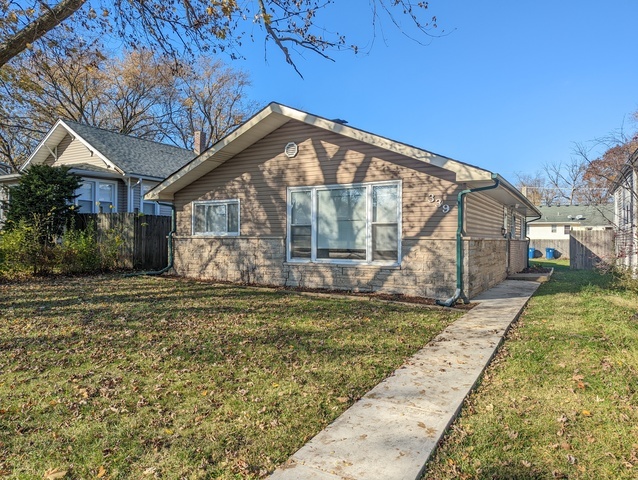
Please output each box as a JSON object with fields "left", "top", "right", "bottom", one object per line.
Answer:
{"left": 0, "top": 0, "right": 87, "bottom": 68}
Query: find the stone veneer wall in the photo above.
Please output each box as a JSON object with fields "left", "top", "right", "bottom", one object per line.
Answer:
{"left": 173, "top": 236, "right": 526, "bottom": 300}
{"left": 463, "top": 238, "right": 509, "bottom": 299}
{"left": 172, "top": 236, "right": 459, "bottom": 299}
{"left": 509, "top": 240, "right": 529, "bottom": 274}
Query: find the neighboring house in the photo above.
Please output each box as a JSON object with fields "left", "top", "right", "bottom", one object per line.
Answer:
{"left": 0, "top": 171, "right": 20, "bottom": 228}
{"left": 146, "top": 102, "right": 540, "bottom": 301}
{"left": 527, "top": 204, "right": 614, "bottom": 258}
{"left": 613, "top": 149, "right": 638, "bottom": 271}
{"left": 0, "top": 119, "right": 196, "bottom": 222}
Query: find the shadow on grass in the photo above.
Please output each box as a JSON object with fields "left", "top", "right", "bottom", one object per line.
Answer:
{"left": 470, "top": 466, "right": 552, "bottom": 480}
{"left": 527, "top": 260, "right": 612, "bottom": 297}
{"left": 0, "top": 275, "right": 452, "bottom": 378}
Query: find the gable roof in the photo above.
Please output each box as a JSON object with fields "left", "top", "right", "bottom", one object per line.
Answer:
{"left": 147, "top": 102, "right": 540, "bottom": 216}
{"left": 534, "top": 204, "right": 614, "bottom": 226}
{"left": 22, "top": 119, "right": 196, "bottom": 180}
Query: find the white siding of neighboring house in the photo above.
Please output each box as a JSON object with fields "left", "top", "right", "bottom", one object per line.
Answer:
{"left": 527, "top": 223, "right": 574, "bottom": 240}
{"left": 615, "top": 167, "right": 637, "bottom": 271}
{"left": 0, "top": 187, "right": 8, "bottom": 227}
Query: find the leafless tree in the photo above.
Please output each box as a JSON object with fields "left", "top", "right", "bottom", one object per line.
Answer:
{"left": 0, "top": 1, "right": 441, "bottom": 74}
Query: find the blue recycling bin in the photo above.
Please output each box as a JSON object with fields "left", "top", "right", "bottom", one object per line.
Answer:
{"left": 545, "top": 247, "right": 555, "bottom": 260}
{"left": 528, "top": 247, "right": 535, "bottom": 259}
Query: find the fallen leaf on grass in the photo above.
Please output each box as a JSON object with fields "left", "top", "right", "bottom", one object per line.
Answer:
{"left": 97, "top": 466, "right": 106, "bottom": 478}
{"left": 567, "top": 455, "right": 577, "bottom": 465}
{"left": 44, "top": 468, "right": 67, "bottom": 479}
{"left": 581, "top": 410, "right": 592, "bottom": 417}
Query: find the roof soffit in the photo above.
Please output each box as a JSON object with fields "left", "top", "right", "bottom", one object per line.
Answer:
{"left": 148, "top": 103, "right": 497, "bottom": 200}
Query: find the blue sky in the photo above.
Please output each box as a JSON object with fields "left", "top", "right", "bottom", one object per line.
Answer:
{"left": 233, "top": 1, "right": 638, "bottom": 182}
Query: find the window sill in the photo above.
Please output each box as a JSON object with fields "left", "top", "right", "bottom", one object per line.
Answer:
{"left": 284, "top": 260, "right": 401, "bottom": 269}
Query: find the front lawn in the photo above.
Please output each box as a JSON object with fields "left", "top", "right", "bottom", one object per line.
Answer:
{"left": 425, "top": 264, "right": 638, "bottom": 479}
{"left": 0, "top": 275, "right": 460, "bottom": 479}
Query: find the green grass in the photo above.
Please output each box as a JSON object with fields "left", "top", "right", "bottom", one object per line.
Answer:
{"left": 425, "top": 263, "right": 638, "bottom": 479}
{"left": 0, "top": 275, "right": 461, "bottom": 479}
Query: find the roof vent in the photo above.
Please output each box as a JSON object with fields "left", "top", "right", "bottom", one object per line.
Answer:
{"left": 567, "top": 215, "right": 573, "bottom": 219}
{"left": 576, "top": 214, "right": 584, "bottom": 220}
{"left": 284, "top": 142, "right": 298, "bottom": 158}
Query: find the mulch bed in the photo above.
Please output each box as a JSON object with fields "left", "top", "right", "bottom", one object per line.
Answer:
{"left": 519, "top": 265, "right": 553, "bottom": 274}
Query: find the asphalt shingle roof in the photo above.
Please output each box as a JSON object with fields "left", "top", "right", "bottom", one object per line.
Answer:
{"left": 63, "top": 120, "right": 196, "bottom": 179}
{"left": 536, "top": 204, "right": 614, "bottom": 227}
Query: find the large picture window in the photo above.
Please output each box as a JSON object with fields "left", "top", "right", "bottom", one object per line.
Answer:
{"left": 287, "top": 181, "right": 401, "bottom": 265}
{"left": 192, "top": 200, "right": 240, "bottom": 236}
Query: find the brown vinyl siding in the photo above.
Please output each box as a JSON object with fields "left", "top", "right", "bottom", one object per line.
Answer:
{"left": 464, "top": 192, "right": 504, "bottom": 238}
{"left": 174, "top": 120, "right": 460, "bottom": 238}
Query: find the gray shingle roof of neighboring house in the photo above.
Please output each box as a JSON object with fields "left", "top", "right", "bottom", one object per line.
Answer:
{"left": 535, "top": 204, "right": 614, "bottom": 227}
{"left": 63, "top": 120, "right": 196, "bottom": 179}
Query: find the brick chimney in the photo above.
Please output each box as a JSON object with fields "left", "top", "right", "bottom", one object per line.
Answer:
{"left": 193, "top": 131, "right": 206, "bottom": 155}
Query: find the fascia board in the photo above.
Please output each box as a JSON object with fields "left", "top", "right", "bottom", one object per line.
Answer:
{"left": 274, "top": 104, "right": 494, "bottom": 182}
{"left": 59, "top": 121, "right": 124, "bottom": 174}
{"left": 21, "top": 119, "right": 67, "bottom": 170}
{"left": 22, "top": 120, "right": 124, "bottom": 175}
{"left": 147, "top": 106, "right": 290, "bottom": 200}
{"left": 149, "top": 102, "right": 498, "bottom": 200}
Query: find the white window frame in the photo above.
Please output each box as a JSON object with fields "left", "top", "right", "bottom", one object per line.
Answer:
{"left": 191, "top": 199, "right": 240, "bottom": 236}
{"left": 286, "top": 180, "right": 402, "bottom": 266}
{"left": 75, "top": 179, "right": 118, "bottom": 213}
{"left": 141, "top": 182, "right": 159, "bottom": 216}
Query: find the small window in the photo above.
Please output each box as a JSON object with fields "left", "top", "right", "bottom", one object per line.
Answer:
{"left": 192, "top": 200, "right": 240, "bottom": 236}
{"left": 97, "top": 183, "right": 115, "bottom": 212}
{"left": 551, "top": 224, "right": 557, "bottom": 233}
{"left": 76, "top": 182, "right": 94, "bottom": 213}
{"left": 564, "top": 225, "right": 571, "bottom": 235}
{"left": 141, "top": 182, "right": 159, "bottom": 215}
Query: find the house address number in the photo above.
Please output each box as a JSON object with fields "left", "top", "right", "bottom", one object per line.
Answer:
{"left": 428, "top": 194, "right": 450, "bottom": 214}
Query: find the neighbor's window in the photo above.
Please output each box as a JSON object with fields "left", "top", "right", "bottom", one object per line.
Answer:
{"left": 76, "top": 182, "right": 94, "bottom": 213}
{"left": 287, "top": 181, "right": 401, "bottom": 264}
{"left": 141, "top": 182, "right": 159, "bottom": 215}
{"left": 564, "top": 225, "right": 571, "bottom": 235}
{"left": 75, "top": 179, "right": 117, "bottom": 213}
{"left": 551, "top": 224, "right": 557, "bottom": 233}
{"left": 193, "top": 200, "right": 240, "bottom": 236}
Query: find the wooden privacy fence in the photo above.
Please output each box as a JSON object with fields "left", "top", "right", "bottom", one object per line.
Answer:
{"left": 77, "top": 213, "right": 171, "bottom": 270}
{"left": 569, "top": 230, "right": 615, "bottom": 270}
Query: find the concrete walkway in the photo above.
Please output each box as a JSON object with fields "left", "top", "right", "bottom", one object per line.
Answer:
{"left": 269, "top": 280, "right": 541, "bottom": 480}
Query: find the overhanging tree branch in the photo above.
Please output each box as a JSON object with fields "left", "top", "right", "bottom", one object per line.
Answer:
{"left": 0, "top": 0, "right": 87, "bottom": 68}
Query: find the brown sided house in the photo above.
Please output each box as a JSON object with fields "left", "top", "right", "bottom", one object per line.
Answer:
{"left": 147, "top": 103, "right": 540, "bottom": 304}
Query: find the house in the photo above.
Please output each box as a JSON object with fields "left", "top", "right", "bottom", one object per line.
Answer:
{"left": 146, "top": 103, "right": 541, "bottom": 303}
{"left": 613, "top": 149, "right": 638, "bottom": 271}
{"left": 0, "top": 120, "right": 196, "bottom": 222}
{"left": 527, "top": 204, "right": 614, "bottom": 259}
